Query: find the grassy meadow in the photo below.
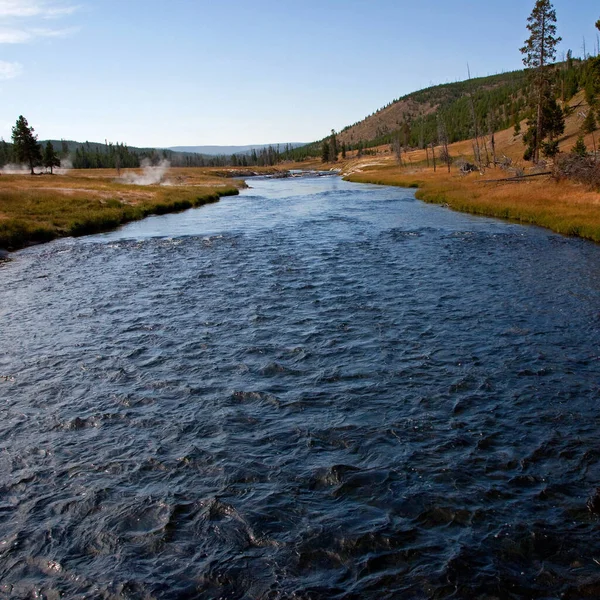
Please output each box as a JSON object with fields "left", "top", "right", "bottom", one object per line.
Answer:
{"left": 0, "top": 167, "right": 247, "bottom": 251}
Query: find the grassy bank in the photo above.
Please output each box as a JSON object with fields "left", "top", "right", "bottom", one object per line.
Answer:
{"left": 345, "top": 163, "right": 600, "bottom": 242}
{"left": 0, "top": 167, "right": 242, "bottom": 251}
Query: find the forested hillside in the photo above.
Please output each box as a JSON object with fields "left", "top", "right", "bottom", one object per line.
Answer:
{"left": 292, "top": 53, "right": 596, "bottom": 160}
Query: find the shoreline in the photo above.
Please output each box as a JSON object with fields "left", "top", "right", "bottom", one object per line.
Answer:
{"left": 0, "top": 168, "right": 244, "bottom": 253}
{"left": 0, "top": 189, "right": 239, "bottom": 254}
{"left": 343, "top": 165, "right": 600, "bottom": 244}
{"left": 3, "top": 162, "right": 600, "bottom": 254}
{"left": 0, "top": 165, "right": 336, "bottom": 255}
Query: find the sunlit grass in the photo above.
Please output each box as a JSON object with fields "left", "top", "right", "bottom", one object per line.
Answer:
{"left": 0, "top": 168, "right": 242, "bottom": 250}
{"left": 346, "top": 163, "right": 600, "bottom": 242}
{"left": 340, "top": 90, "right": 600, "bottom": 243}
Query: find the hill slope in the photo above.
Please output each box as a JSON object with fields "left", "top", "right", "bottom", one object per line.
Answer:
{"left": 294, "top": 57, "right": 589, "bottom": 160}
{"left": 337, "top": 70, "right": 529, "bottom": 147}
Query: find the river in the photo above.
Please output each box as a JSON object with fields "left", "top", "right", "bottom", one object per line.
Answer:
{"left": 1, "top": 175, "right": 600, "bottom": 598}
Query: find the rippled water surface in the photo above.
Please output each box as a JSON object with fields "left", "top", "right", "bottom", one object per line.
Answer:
{"left": 2, "top": 176, "right": 600, "bottom": 599}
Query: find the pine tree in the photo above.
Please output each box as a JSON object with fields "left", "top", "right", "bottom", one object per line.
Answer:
{"left": 11, "top": 115, "right": 42, "bottom": 175}
{"left": 43, "top": 141, "right": 61, "bottom": 174}
{"left": 328, "top": 130, "right": 338, "bottom": 162}
{"left": 522, "top": 87, "right": 564, "bottom": 160}
{"left": 520, "top": 0, "right": 562, "bottom": 163}
{"left": 0, "top": 139, "right": 11, "bottom": 167}
{"left": 583, "top": 110, "right": 597, "bottom": 135}
{"left": 321, "top": 140, "right": 330, "bottom": 163}
{"left": 571, "top": 136, "right": 587, "bottom": 157}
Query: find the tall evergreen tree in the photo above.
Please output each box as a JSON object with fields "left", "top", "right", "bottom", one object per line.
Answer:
{"left": 328, "top": 130, "right": 338, "bottom": 162}
{"left": 520, "top": 0, "right": 562, "bottom": 163}
{"left": 11, "top": 115, "right": 42, "bottom": 175}
{"left": 321, "top": 140, "right": 330, "bottom": 163}
{"left": 0, "top": 139, "right": 11, "bottom": 167}
{"left": 43, "top": 141, "right": 61, "bottom": 174}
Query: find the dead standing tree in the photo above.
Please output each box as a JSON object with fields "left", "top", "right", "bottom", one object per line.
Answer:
{"left": 419, "top": 115, "right": 431, "bottom": 167}
{"left": 488, "top": 109, "right": 498, "bottom": 167}
{"left": 392, "top": 133, "right": 403, "bottom": 166}
{"left": 437, "top": 115, "right": 452, "bottom": 173}
{"left": 467, "top": 64, "right": 483, "bottom": 169}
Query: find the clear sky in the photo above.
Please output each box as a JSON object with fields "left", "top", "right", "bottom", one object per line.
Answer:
{"left": 0, "top": 0, "right": 598, "bottom": 147}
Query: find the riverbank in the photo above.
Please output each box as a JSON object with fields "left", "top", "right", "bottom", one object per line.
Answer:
{"left": 330, "top": 90, "right": 600, "bottom": 242}
{"left": 0, "top": 167, "right": 245, "bottom": 252}
{"left": 343, "top": 161, "right": 600, "bottom": 242}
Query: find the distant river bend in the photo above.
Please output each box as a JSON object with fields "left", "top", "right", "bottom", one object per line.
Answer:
{"left": 1, "top": 176, "right": 600, "bottom": 598}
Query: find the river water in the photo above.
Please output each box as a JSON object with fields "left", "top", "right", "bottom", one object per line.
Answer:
{"left": 1, "top": 175, "right": 600, "bottom": 599}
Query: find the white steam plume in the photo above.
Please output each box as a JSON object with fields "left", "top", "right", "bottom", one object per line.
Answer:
{"left": 1, "top": 162, "right": 30, "bottom": 174}
{"left": 119, "top": 159, "right": 170, "bottom": 186}
{"left": 54, "top": 156, "right": 72, "bottom": 174}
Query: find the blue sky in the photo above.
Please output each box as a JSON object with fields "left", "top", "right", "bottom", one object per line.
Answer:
{"left": 0, "top": 0, "right": 598, "bottom": 147}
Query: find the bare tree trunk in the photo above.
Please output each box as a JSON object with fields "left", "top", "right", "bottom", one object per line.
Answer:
{"left": 535, "top": 85, "right": 543, "bottom": 163}
{"left": 483, "top": 136, "right": 490, "bottom": 167}
{"left": 431, "top": 143, "right": 436, "bottom": 172}
{"left": 392, "top": 134, "right": 402, "bottom": 165}
{"left": 467, "top": 64, "right": 482, "bottom": 170}
{"left": 437, "top": 115, "right": 451, "bottom": 173}
{"left": 488, "top": 110, "right": 497, "bottom": 167}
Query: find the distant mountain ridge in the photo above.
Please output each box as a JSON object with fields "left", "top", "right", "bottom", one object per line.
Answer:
{"left": 40, "top": 140, "right": 307, "bottom": 158}
{"left": 168, "top": 143, "right": 307, "bottom": 156}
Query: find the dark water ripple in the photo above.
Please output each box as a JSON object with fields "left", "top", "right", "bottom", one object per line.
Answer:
{"left": 1, "top": 177, "right": 600, "bottom": 598}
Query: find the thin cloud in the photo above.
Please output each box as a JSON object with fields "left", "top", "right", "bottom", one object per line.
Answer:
{"left": 0, "top": 60, "right": 22, "bottom": 79}
{"left": 0, "top": 28, "right": 29, "bottom": 43}
{"left": 0, "top": 26, "right": 77, "bottom": 43}
{"left": 0, "top": 1, "right": 79, "bottom": 19}
{"left": 0, "top": 1, "right": 78, "bottom": 47}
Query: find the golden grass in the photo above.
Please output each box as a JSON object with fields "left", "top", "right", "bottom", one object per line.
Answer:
{"left": 346, "top": 162, "right": 600, "bottom": 241}
{"left": 0, "top": 168, "right": 242, "bottom": 250}
{"left": 338, "top": 92, "right": 600, "bottom": 242}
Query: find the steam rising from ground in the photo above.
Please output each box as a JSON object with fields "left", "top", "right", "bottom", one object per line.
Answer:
{"left": 120, "top": 159, "right": 170, "bottom": 185}
{"left": 1, "top": 158, "right": 171, "bottom": 184}
{"left": 1, "top": 163, "right": 30, "bottom": 174}
{"left": 54, "top": 157, "right": 73, "bottom": 175}
{"left": 1, "top": 157, "right": 73, "bottom": 175}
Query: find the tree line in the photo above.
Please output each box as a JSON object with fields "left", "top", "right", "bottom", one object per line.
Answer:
{"left": 1, "top": 117, "right": 303, "bottom": 173}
